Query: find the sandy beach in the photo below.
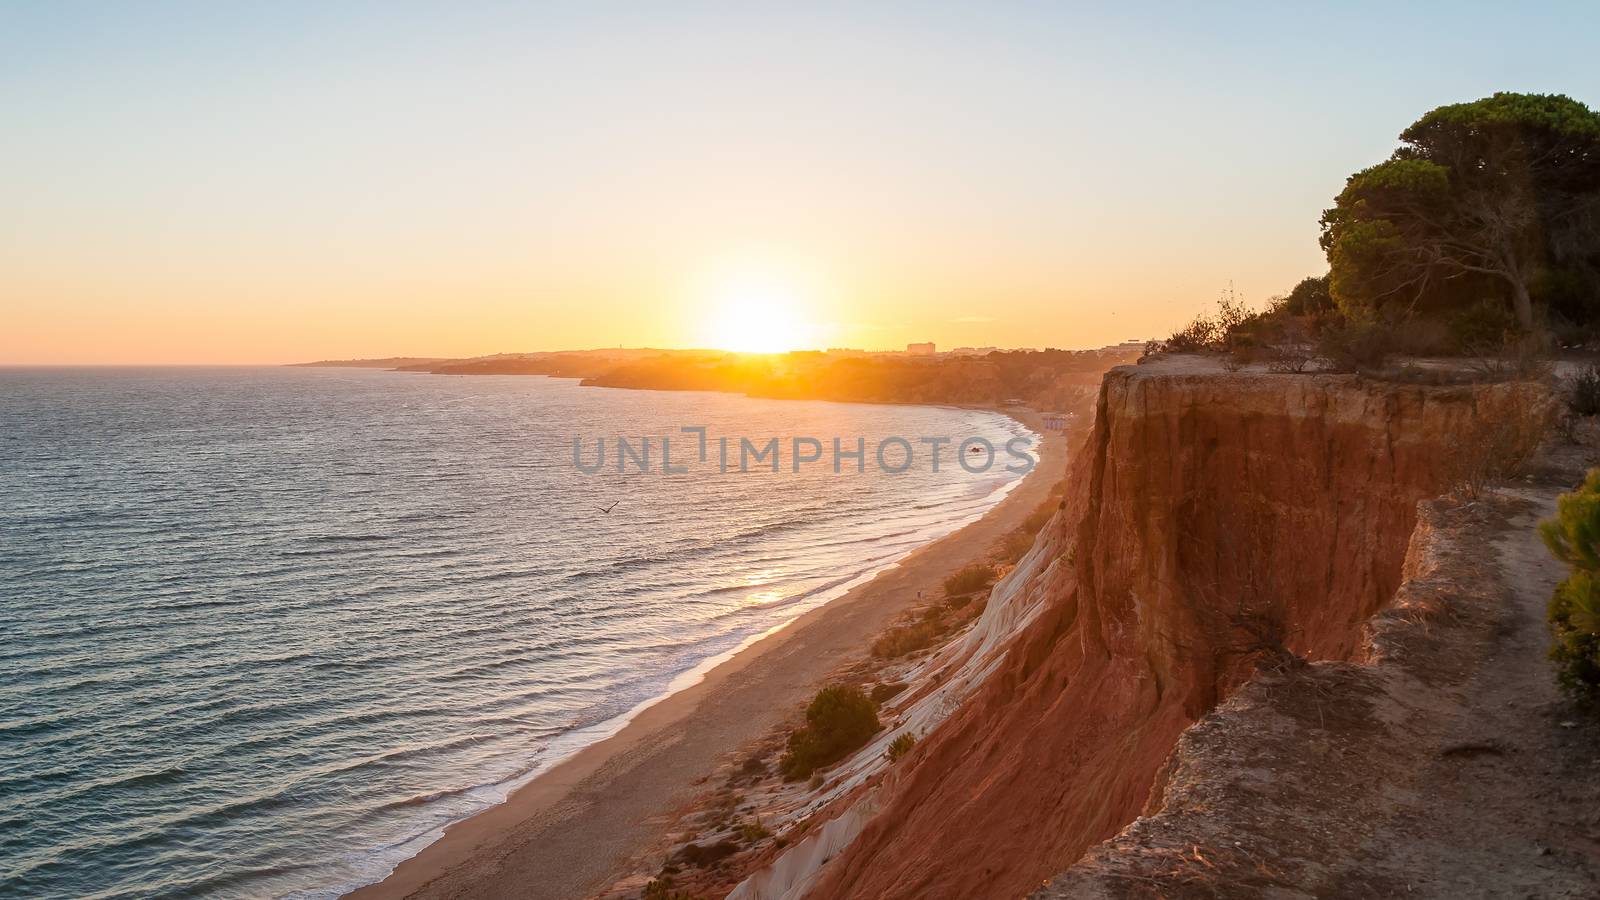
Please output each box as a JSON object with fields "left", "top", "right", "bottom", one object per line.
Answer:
{"left": 349, "top": 410, "right": 1068, "bottom": 900}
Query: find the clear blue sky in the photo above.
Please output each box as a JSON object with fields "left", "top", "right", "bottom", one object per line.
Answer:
{"left": 2, "top": 2, "right": 1596, "bottom": 362}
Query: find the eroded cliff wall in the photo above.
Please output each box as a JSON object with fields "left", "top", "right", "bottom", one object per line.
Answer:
{"left": 803, "top": 360, "right": 1548, "bottom": 900}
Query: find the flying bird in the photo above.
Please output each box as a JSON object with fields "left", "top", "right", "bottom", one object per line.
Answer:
{"left": 597, "top": 500, "right": 620, "bottom": 514}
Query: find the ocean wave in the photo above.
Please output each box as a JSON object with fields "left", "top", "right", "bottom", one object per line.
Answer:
{"left": 0, "top": 369, "right": 1033, "bottom": 900}
{"left": 358, "top": 782, "right": 484, "bottom": 818}
{"left": 304, "top": 533, "right": 394, "bottom": 544}
{"left": 161, "top": 860, "right": 317, "bottom": 899}
{"left": 24, "top": 765, "right": 193, "bottom": 811}
{"left": 393, "top": 511, "right": 466, "bottom": 523}
{"left": 559, "top": 554, "right": 671, "bottom": 581}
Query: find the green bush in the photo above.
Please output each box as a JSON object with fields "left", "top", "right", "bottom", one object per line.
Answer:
{"left": 1317, "top": 316, "right": 1392, "bottom": 372}
{"left": 884, "top": 732, "right": 917, "bottom": 763}
{"left": 943, "top": 563, "right": 996, "bottom": 597}
{"left": 1548, "top": 572, "right": 1600, "bottom": 702}
{"left": 1163, "top": 315, "right": 1220, "bottom": 352}
{"left": 1543, "top": 469, "right": 1600, "bottom": 570}
{"left": 871, "top": 619, "right": 943, "bottom": 658}
{"left": 779, "top": 685, "right": 880, "bottom": 780}
{"left": 1282, "top": 274, "right": 1334, "bottom": 316}
{"left": 1449, "top": 299, "right": 1520, "bottom": 350}
{"left": 1542, "top": 470, "right": 1600, "bottom": 703}
{"left": 1388, "top": 315, "right": 1457, "bottom": 357}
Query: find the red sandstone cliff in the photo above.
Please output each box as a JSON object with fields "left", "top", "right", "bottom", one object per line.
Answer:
{"left": 799, "top": 359, "right": 1549, "bottom": 900}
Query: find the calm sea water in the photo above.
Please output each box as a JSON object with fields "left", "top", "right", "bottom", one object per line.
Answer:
{"left": 0, "top": 367, "right": 1031, "bottom": 899}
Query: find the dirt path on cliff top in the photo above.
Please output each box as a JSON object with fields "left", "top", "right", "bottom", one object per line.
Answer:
{"left": 1044, "top": 466, "right": 1600, "bottom": 900}
{"left": 1329, "top": 486, "right": 1600, "bottom": 898}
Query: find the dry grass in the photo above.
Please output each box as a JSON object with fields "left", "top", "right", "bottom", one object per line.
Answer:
{"left": 942, "top": 563, "right": 996, "bottom": 597}
{"left": 1464, "top": 334, "right": 1555, "bottom": 383}
{"left": 871, "top": 619, "right": 947, "bottom": 658}
{"left": 1447, "top": 400, "right": 1554, "bottom": 500}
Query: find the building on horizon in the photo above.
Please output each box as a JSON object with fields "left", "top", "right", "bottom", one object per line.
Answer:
{"left": 906, "top": 342, "right": 936, "bottom": 356}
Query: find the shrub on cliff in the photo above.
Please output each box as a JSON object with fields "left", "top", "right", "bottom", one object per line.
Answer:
{"left": 871, "top": 619, "right": 943, "bottom": 658}
{"left": 1567, "top": 365, "right": 1600, "bottom": 417}
{"left": 884, "top": 732, "right": 916, "bottom": 763}
{"left": 943, "top": 563, "right": 996, "bottom": 597}
{"left": 1463, "top": 332, "right": 1555, "bottom": 383}
{"left": 1155, "top": 277, "right": 1347, "bottom": 370}
{"left": 1160, "top": 286, "right": 1251, "bottom": 353}
{"left": 1448, "top": 399, "right": 1551, "bottom": 500}
{"left": 1317, "top": 316, "right": 1392, "bottom": 372}
{"left": 1163, "top": 314, "right": 1222, "bottom": 352}
{"left": 779, "top": 685, "right": 880, "bottom": 780}
{"left": 1542, "top": 470, "right": 1600, "bottom": 703}
{"left": 641, "top": 875, "right": 700, "bottom": 899}
{"left": 672, "top": 838, "right": 739, "bottom": 867}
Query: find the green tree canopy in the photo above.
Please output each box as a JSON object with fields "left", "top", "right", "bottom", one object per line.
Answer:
{"left": 1543, "top": 470, "right": 1600, "bottom": 702}
{"left": 1285, "top": 274, "right": 1333, "bottom": 316}
{"left": 1543, "top": 468, "right": 1600, "bottom": 573}
{"left": 1320, "top": 92, "right": 1600, "bottom": 328}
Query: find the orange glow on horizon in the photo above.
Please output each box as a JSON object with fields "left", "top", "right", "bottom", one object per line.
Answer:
{"left": 696, "top": 258, "right": 828, "bottom": 354}
{"left": 5, "top": 5, "right": 1573, "bottom": 365}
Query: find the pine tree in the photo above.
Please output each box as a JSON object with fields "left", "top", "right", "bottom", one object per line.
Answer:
{"left": 1542, "top": 469, "right": 1600, "bottom": 702}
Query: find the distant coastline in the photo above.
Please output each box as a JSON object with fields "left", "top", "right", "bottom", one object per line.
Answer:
{"left": 285, "top": 356, "right": 450, "bottom": 369}
{"left": 292, "top": 344, "right": 1143, "bottom": 410}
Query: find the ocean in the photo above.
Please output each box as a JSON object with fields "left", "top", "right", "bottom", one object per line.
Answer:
{"left": 0, "top": 367, "right": 1032, "bottom": 899}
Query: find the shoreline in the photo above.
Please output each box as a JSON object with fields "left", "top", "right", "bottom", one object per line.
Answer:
{"left": 348, "top": 408, "right": 1066, "bottom": 900}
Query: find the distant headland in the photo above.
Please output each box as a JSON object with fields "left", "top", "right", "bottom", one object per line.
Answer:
{"left": 290, "top": 343, "right": 1149, "bottom": 409}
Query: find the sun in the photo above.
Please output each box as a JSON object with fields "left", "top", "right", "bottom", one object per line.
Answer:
{"left": 698, "top": 262, "right": 821, "bottom": 353}
{"left": 709, "top": 298, "right": 804, "bottom": 354}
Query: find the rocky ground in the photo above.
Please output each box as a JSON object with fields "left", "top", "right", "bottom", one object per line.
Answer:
{"left": 1039, "top": 441, "right": 1600, "bottom": 899}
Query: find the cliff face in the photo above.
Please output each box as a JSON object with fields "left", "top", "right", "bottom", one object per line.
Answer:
{"left": 1035, "top": 484, "right": 1600, "bottom": 899}
{"left": 803, "top": 360, "right": 1550, "bottom": 900}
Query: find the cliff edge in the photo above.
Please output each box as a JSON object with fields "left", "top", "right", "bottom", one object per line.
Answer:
{"left": 1038, "top": 470, "right": 1600, "bottom": 899}
{"left": 777, "top": 357, "right": 1560, "bottom": 900}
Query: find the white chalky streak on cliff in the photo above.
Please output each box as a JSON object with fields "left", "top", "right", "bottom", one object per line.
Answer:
{"left": 727, "top": 514, "right": 1068, "bottom": 900}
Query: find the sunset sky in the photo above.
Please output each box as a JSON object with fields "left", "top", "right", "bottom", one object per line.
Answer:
{"left": 3, "top": 2, "right": 1595, "bottom": 364}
